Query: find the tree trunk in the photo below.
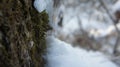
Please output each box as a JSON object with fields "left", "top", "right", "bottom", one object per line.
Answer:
{"left": 0, "top": 0, "right": 50, "bottom": 67}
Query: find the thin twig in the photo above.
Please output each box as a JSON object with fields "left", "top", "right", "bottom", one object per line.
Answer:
{"left": 77, "top": 15, "right": 85, "bottom": 34}
{"left": 98, "top": 0, "right": 120, "bottom": 55}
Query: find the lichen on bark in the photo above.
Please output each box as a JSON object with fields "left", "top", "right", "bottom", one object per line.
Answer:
{"left": 0, "top": 0, "right": 50, "bottom": 67}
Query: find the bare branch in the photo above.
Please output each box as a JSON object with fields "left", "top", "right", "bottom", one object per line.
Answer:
{"left": 98, "top": 0, "right": 120, "bottom": 55}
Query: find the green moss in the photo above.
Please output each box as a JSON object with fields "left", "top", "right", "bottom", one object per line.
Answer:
{"left": 29, "top": 8, "right": 50, "bottom": 67}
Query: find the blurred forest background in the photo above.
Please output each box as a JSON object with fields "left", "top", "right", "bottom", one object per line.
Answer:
{"left": 51, "top": 0, "right": 120, "bottom": 65}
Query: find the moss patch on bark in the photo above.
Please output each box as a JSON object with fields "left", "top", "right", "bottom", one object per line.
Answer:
{"left": 0, "top": 0, "right": 51, "bottom": 67}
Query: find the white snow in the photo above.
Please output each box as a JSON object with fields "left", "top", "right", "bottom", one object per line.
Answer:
{"left": 46, "top": 36, "right": 118, "bottom": 67}
{"left": 112, "top": 0, "right": 120, "bottom": 13}
{"left": 46, "top": 37, "right": 117, "bottom": 67}
{"left": 34, "top": 0, "right": 47, "bottom": 12}
{"left": 62, "top": 16, "right": 80, "bottom": 34}
{"left": 34, "top": 0, "right": 53, "bottom": 13}
{"left": 34, "top": 0, "right": 53, "bottom": 26}
{"left": 89, "top": 29, "right": 107, "bottom": 38}
{"left": 89, "top": 22, "right": 120, "bottom": 39}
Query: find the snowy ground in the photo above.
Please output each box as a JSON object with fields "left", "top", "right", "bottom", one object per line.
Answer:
{"left": 45, "top": 36, "right": 118, "bottom": 67}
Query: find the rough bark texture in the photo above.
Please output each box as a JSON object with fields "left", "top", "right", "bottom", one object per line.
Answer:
{"left": 0, "top": 0, "right": 50, "bottom": 67}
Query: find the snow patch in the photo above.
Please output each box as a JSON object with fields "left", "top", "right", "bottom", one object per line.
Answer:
{"left": 46, "top": 36, "right": 118, "bottom": 67}
{"left": 112, "top": 0, "right": 120, "bottom": 13}
{"left": 34, "top": 0, "right": 53, "bottom": 13}
{"left": 34, "top": 0, "right": 53, "bottom": 26}
{"left": 34, "top": 0, "right": 47, "bottom": 12}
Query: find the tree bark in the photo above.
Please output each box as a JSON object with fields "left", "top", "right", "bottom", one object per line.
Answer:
{"left": 0, "top": 0, "right": 50, "bottom": 67}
